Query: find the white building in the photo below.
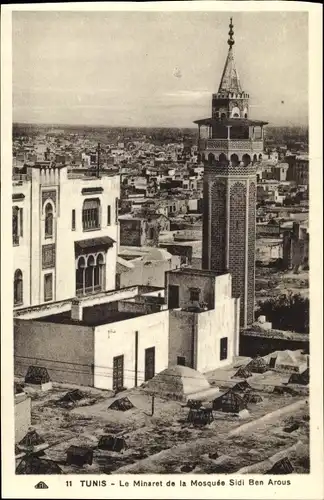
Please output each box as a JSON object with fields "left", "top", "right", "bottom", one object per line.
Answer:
{"left": 12, "top": 162, "right": 120, "bottom": 309}
{"left": 14, "top": 269, "right": 240, "bottom": 390}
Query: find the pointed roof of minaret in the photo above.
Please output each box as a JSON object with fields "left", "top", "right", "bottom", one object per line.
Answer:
{"left": 218, "top": 18, "right": 242, "bottom": 94}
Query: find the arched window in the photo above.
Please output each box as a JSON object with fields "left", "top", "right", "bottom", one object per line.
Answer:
{"left": 85, "top": 255, "right": 95, "bottom": 292}
{"left": 76, "top": 253, "right": 105, "bottom": 296}
{"left": 231, "top": 107, "right": 240, "bottom": 118}
{"left": 230, "top": 154, "right": 239, "bottom": 166}
{"left": 242, "top": 154, "right": 251, "bottom": 166}
{"left": 44, "top": 203, "right": 53, "bottom": 238}
{"left": 76, "top": 257, "right": 86, "bottom": 295}
{"left": 14, "top": 269, "right": 23, "bottom": 305}
{"left": 82, "top": 198, "right": 100, "bottom": 230}
{"left": 208, "top": 153, "right": 215, "bottom": 166}
{"left": 95, "top": 253, "right": 105, "bottom": 290}
{"left": 219, "top": 153, "right": 228, "bottom": 164}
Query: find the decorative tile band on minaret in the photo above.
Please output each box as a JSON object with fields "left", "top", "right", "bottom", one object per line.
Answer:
{"left": 194, "top": 18, "right": 268, "bottom": 328}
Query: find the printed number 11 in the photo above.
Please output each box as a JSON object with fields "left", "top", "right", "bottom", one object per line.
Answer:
{"left": 66, "top": 481, "right": 72, "bottom": 487}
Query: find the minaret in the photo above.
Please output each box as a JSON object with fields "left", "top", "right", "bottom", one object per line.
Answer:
{"left": 194, "top": 19, "right": 268, "bottom": 327}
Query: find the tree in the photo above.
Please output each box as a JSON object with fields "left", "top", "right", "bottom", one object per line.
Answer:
{"left": 256, "top": 292, "right": 309, "bottom": 333}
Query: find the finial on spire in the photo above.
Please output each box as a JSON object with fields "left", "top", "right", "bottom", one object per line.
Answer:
{"left": 228, "top": 17, "right": 234, "bottom": 49}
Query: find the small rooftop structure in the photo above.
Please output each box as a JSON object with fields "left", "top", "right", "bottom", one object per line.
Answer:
{"left": 97, "top": 435, "right": 127, "bottom": 452}
{"left": 212, "top": 389, "right": 247, "bottom": 413}
{"left": 16, "top": 457, "right": 62, "bottom": 475}
{"left": 187, "top": 407, "right": 214, "bottom": 426}
{"left": 144, "top": 365, "right": 210, "bottom": 402}
{"left": 266, "top": 457, "right": 294, "bottom": 475}
{"left": 288, "top": 368, "right": 309, "bottom": 386}
{"left": 108, "top": 397, "right": 134, "bottom": 412}
{"left": 243, "top": 392, "right": 263, "bottom": 404}
{"left": 24, "top": 366, "right": 51, "bottom": 386}
{"left": 231, "top": 381, "right": 251, "bottom": 393}
{"left": 18, "top": 430, "right": 45, "bottom": 449}
{"left": 66, "top": 445, "right": 93, "bottom": 467}
{"left": 263, "top": 350, "right": 307, "bottom": 373}
{"left": 246, "top": 356, "right": 268, "bottom": 374}
{"left": 232, "top": 367, "right": 252, "bottom": 379}
{"left": 59, "top": 389, "right": 86, "bottom": 404}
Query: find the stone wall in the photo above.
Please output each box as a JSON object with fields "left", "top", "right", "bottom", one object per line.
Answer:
{"left": 15, "top": 395, "right": 31, "bottom": 443}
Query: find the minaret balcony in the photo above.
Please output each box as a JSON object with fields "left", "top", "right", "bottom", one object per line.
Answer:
{"left": 199, "top": 138, "right": 263, "bottom": 155}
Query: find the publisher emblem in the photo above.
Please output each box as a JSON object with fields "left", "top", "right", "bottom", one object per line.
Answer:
{"left": 34, "top": 481, "right": 49, "bottom": 489}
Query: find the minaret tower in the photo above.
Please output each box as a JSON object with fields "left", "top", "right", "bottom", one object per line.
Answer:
{"left": 194, "top": 19, "right": 268, "bottom": 327}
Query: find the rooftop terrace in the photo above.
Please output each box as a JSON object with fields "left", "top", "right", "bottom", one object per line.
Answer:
{"left": 33, "top": 300, "right": 153, "bottom": 327}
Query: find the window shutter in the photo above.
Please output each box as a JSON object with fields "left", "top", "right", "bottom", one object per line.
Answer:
{"left": 19, "top": 208, "right": 23, "bottom": 237}
{"left": 107, "top": 205, "right": 111, "bottom": 225}
{"left": 72, "top": 209, "right": 76, "bottom": 230}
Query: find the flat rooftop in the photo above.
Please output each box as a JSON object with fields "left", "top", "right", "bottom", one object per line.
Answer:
{"left": 167, "top": 268, "right": 227, "bottom": 277}
{"left": 34, "top": 301, "right": 146, "bottom": 327}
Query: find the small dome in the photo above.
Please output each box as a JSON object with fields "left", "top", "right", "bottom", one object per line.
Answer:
{"left": 144, "top": 365, "right": 210, "bottom": 401}
{"left": 143, "top": 248, "right": 172, "bottom": 262}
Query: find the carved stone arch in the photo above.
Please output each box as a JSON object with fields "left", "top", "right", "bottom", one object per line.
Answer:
{"left": 208, "top": 153, "right": 215, "bottom": 165}
{"left": 231, "top": 106, "right": 241, "bottom": 118}
{"left": 87, "top": 254, "right": 96, "bottom": 267}
{"left": 242, "top": 154, "right": 251, "bottom": 167}
{"left": 230, "top": 154, "right": 239, "bottom": 166}
{"left": 41, "top": 190, "right": 56, "bottom": 210}
{"left": 76, "top": 256, "right": 86, "bottom": 270}
{"left": 96, "top": 252, "right": 105, "bottom": 265}
{"left": 42, "top": 198, "right": 56, "bottom": 216}
{"left": 218, "top": 153, "right": 228, "bottom": 164}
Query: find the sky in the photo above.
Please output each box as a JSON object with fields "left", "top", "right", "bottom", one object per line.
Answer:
{"left": 12, "top": 11, "right": 308, "bottom": 128}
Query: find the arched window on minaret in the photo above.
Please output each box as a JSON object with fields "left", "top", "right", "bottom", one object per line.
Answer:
{"left": 231, "top": 107, "right": 240, "bottom": 118}
{"left": 230, "top": 154, "right": 239, "bottom": 166}
{"left": 44, "top": 203, "right": 54, "bottom": 239}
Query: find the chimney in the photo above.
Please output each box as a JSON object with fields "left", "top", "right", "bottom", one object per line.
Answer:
{"left": 71, "top": 298, "right": 83, "bottom": 321}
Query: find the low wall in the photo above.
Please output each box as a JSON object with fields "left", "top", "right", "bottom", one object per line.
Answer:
{"left": 239, "top": 332, "right": 309, "bottom": 357}
{"left": 14, "top": 319, "right": 94, "bottom": 386}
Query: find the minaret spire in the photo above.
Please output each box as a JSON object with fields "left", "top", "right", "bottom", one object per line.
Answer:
{"left": 228, "top": 17, "right": 234, "bottom": 48}
{"left": 218, "top": 17, "right": 242, "bottom": 94}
